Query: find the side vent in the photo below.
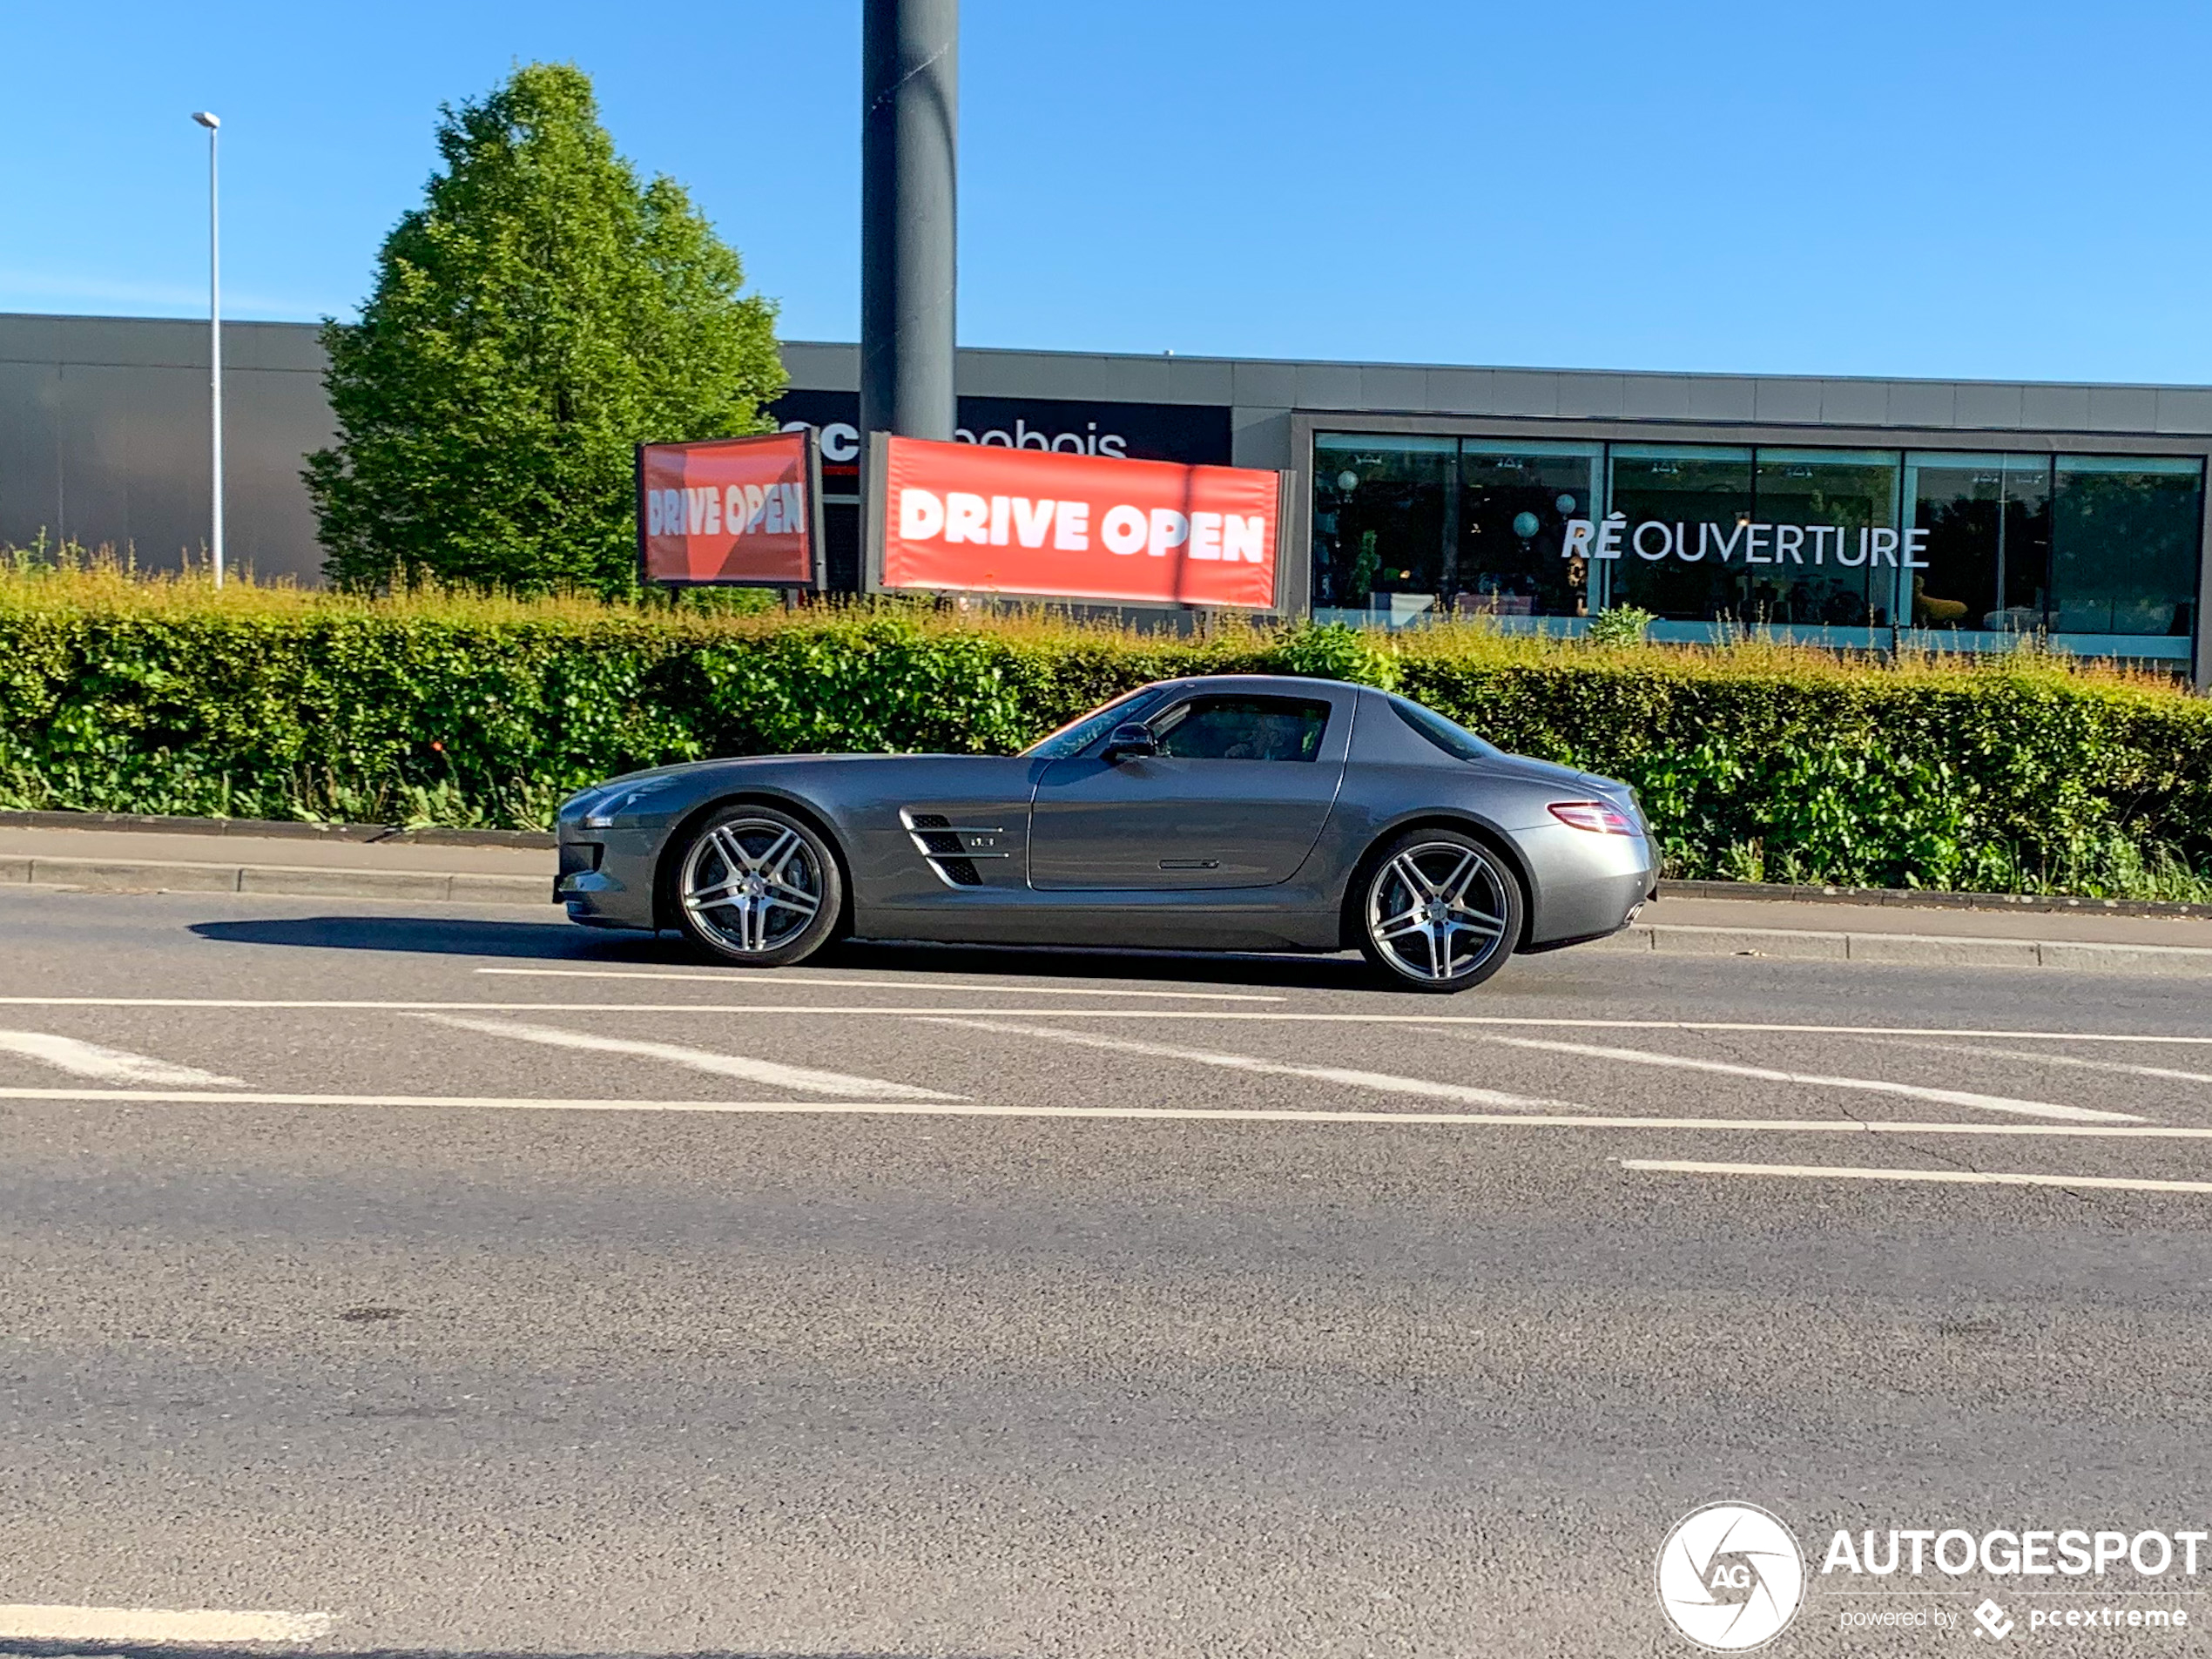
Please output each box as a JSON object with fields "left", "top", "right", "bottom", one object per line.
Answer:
{"left": 901, "top": 810, "right": 1004, "bottom": 888}
{"left": 907, "top": 813, "right": 965, "bottom": 853}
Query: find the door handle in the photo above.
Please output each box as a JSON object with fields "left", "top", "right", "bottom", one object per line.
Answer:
{"left": 1158, "top": 859, "right": 1220, "bottom": 870}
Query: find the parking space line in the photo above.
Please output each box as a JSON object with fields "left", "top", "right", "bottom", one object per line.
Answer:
{"left": 420, "top": 1014, "right": 964, "bottom": 1101}
{"left": 12, "top": 1086, "right": 2212, "bottom": 1136}
{"left": 1467, "top": 1034, "right": 2141, "bottom": 1123}
{"left": 3, "top": 998, "right": 2209, "bottom": 1047}
{"left": 0, "top": 1603, "right": 334, "bottom": 1642}
{"left": 0, "top": 1029, "right": 239, "bottom": 1087}
{"left": 475, "top": 968, "right": 1284, "bottom": 1001}
{"left": 1622, "top": 1159, "right": 2212, "bottom": 1196}
{"left": 930, "top": 1016, "right": 1634, "bottom": 1112}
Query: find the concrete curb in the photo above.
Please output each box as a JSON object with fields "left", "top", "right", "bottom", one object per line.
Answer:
{"left": 0, "top": 809, "right": 556, "bottom": 850}
{"left": 1659, "top": 877, "right": 2212, "bottom": 921}
{"left": 5, "top": 854, "right": 550, "bottom": 907}
{"left": 1598, "top": 922, "right": 2212, "bottom": 976}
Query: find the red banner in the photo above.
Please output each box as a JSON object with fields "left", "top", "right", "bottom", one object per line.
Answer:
{"left": 639, "top": 431, "right": 819, "bottom": 586}
{"left": 878, "top": 436, "right": 1281, "bottom": 608}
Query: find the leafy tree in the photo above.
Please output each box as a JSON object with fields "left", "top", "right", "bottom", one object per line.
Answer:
{"left": 306, "top": 63, "right": 785, "bottom": 594}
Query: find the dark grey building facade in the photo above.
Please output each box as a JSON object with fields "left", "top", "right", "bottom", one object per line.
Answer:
{"left": 7, "top": 313, "right": 2209, "bottom": 683}
{"left": 0, "top": 312, "right": 333, "bottom": 581}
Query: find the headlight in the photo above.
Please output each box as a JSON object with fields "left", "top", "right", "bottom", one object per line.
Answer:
{"left": 581, "top": 784, "right": 653, "bottom": 828}
{"left": 558, "top": 783, "right": 616, "bottom": 824}
{"left": 562, "top": 779, "right": 664, "bottom": 829}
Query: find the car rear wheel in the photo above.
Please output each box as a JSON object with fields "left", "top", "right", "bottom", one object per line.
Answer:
{"left": 673, "top": 805, "right": 843, "bottom": 968}
{"left": 1357, "top": 829, "right": 1522, "bottom": 993}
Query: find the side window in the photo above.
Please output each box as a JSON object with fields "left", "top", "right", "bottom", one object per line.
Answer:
{"left": 1387, "top": 696, "right": 1498, "bottom": 760}
{"left": 1151, "top": 696, "right": 1331, "bottom": 762}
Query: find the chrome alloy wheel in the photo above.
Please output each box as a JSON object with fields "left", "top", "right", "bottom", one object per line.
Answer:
{"left": 678, "top": 817, "right": 825, "bottom": 954}
{"left": 1365, "top": 840, "right": 1512, "bottom": 984}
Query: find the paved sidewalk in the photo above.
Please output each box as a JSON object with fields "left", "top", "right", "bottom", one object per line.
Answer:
{"left": 1644, "top": 894, "right": 2212, "bottom": 948}
{"left": 0, "top": 826, "right": 550, "bottom": 906}
{"left": 1605, "top": 896, "right": 2212, "bottom": 974}
{"left": 7, "top": 822, "right": 2212, "bottom": 974}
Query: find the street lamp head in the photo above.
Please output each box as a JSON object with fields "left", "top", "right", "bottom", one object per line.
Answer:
{"left": 192, "top": 111, "right": 219, "bottom": 129}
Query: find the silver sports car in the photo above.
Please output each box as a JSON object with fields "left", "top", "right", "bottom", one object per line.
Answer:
{"left": 556, "top": 674, "right": 1656, "bottom": 992}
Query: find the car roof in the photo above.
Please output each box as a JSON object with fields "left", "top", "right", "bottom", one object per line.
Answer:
{"left": 1142, "top": 673, "right": 1366, "bottom": 700}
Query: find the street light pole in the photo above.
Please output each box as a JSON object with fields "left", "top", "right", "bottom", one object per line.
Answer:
{"left": 191, "top": 111, "right": 223, "bottom": 588}
{"left": 860, "top": 0, "right": 958, "bottom": 448}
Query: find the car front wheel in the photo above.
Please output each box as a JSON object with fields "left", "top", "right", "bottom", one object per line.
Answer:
{"left": 672, "top": 805, "right": 843, "bottom": 968}
{"left": 1357, "top": 830, "right": 1523, "bottom": 993}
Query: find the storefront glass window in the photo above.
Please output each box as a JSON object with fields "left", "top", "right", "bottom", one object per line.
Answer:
{"left": 1312, "top": 435, "right": 1454, "bottom": 624}
{"left": 1458, "top": 442, "right": 1603, "bottom": 619}
{"left": 1903, "top": 454, "right": 2051, "bottom": 633}
{"left": 1750, "top": 449, "right": 1902, "bottom": 628}
{"left": 1604, "top": 446, "right": 1755, "bottom": 622}
{"left": 1604, "top": 447, "right": 1901, "bottom": 628}
{"left": 1311, "top": 432, "right": 2202, "bottom": 661}
{"left": 2051, "top": 456, "right": 2202, "bottom": 638}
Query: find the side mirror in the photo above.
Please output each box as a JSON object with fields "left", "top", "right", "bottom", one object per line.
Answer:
{"left": 1102, "top": 720, "right": 1157, "bottom": 762}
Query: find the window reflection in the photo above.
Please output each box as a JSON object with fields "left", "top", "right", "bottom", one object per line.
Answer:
{"left": 1312, "top": 436, "right": 1453, "bottom": 621}
{"left": 1749, "top": 449, "right": 1899, "bottom": 628}
{"left": 1459, "top": 442, "right": 1602, "bottom": 618}
{"left": 1605, "top": 446, "right": 1754, "bottom": 623}
{"left": 1904, "top": 455, "right": 2051, "bottom": 633}
{"left": 2053, "top": 458, "right": 2202, "bottom": 637}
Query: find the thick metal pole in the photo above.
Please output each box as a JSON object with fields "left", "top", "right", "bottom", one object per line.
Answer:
{"left": 860, "top": 0, "right": 957, "bottom": 455}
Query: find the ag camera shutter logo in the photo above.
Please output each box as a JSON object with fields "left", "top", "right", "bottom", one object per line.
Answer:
{"left": 1656, "top": 1502, "right": 1805, "bottom": 1650}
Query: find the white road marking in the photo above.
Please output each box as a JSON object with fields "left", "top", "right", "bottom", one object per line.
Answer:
{"left": 930, "top": 1016, "right": 1603, "bottom": 1112}
{"left": 0, "top": 1603, "right": 334, "bottom": 1642}
{"left": 0, "top": 1088, "right": 956, "bottom": 1113}
{"left": 419, "top": 1014, "right": 964, "bottom": 1100}
{"left": 1862, "top": 1035, "right": 2212, "bottom": 1089}
{"left": 0, "top": 1029, "right": 239, "bottom": 1087}
{"left": 14, "top": 1085, "right": 2212, "bottom": 1138}
{"left": 1622, "top": 1158, "right": 2212, "bottom": 1197}
{"left": 475, "top": 968, "right": 1283, "bottom": 1001}
{"left": 3, "top": 998, "right": 2211, "bottom": 1047}
{"left": 1466, "top": 1034, "right": 2141, "bottom": 1124}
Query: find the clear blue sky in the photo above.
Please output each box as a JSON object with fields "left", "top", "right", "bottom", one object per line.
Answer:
{"left": 5, "top": 1, "right": 2209, "bottom": 383}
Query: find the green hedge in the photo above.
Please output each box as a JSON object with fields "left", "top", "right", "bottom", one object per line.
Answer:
{"left": 2, "top": 588, "right": 2208, "bottom": 900}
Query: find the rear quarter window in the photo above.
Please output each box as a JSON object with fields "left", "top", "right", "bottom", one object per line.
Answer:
{"left": 1387, "top": 697, "right": 1499, "bottom": 761}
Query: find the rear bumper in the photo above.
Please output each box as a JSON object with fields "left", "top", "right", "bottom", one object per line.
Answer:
{"left": 1517, "top": 826, "right": 1656, "bottom": 948}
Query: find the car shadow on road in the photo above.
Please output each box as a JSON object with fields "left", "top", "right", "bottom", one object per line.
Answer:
{"left": 185, "top": 915, "right": 1380, "bottom": 992}
{"left": 188, "top": 914, "right": 667, "bottom": 962}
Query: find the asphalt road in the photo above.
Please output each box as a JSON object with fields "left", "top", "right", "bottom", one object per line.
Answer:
{"left": 6, "top": 886, "right": 2212, "bottom": 1658}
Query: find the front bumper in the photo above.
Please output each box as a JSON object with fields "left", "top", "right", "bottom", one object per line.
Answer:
{"left": 556, "top": 831, "right": 661, "bottom": 930}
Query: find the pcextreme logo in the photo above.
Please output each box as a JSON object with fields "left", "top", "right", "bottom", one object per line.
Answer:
{"left": 1657, "top": 1503, "right": 1807, "bottom": 1651}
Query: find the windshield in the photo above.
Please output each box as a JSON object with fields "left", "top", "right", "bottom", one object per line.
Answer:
{"left": 1020, "top": 687, "right": 1164, "bottom": 759}
{"left": 1387, "top": 694, "right": 1501, "bottom": 760}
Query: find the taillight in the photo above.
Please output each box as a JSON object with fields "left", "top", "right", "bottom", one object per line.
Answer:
{"left": 1550, "top": 799, "right": 1637, "bottom": 835}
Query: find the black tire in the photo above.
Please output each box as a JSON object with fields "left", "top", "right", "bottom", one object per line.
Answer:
{"left": 670, "top": 804, "right": 844, "bottom": 969}
{"left": 1354, "top": 828, "right": 1524, "bottom": 994}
